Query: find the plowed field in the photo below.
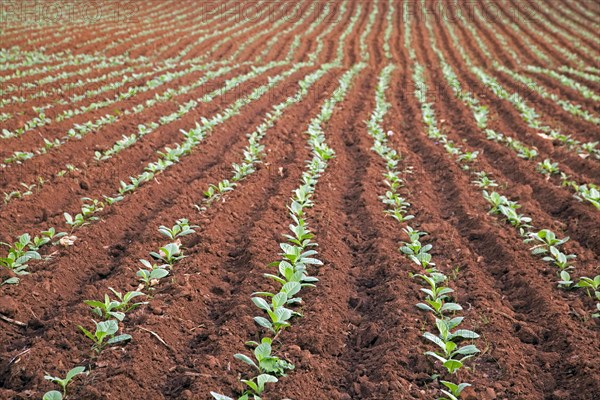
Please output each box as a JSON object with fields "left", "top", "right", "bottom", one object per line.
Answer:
{"left": 0, "top": 1, "right": 598, "bottom": 399}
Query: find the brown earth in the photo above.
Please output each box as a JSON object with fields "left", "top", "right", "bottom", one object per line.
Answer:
{"left": 1, "top": 1, "right": 599, "bottom": 400}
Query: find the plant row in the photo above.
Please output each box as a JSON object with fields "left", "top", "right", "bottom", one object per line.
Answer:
{"left": 211, "top": 58, "right": 365, "bottom": 400}
{"left": 442, "top": 12, "right": 600, "bottom": 160}
{"left": 41, "top": 218, "right": 197, "bottom": 399}
{"left": 414, "top": 6, "right": 599, "bottom": 319}
{"left": 422, "top": 13, "right": 600, "bottom": 212}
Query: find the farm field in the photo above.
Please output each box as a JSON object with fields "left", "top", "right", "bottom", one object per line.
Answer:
{"left": 0, "top": 0, "right": 599, "bottom": 399}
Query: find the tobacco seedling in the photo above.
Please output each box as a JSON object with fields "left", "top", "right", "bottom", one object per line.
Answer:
{"left": 457, "top": 151, "right": 479, "bottom": 163}
{"left": 472, "top": 171, "right": 498, "bottom": 188}
{"left": 576, "top": 275, "right": 600, "bottom": 298}
{"left": 64, "top": 198, "right": 104, "bottom": 228}
{"left": 211, "top": 374, "right": 278, "bottom": 400}
{"left": 0, "top": 233, "right": 42, "bottom": 275}
{"left": 423, "top": 318, "right": 480, "bottom": 374}
{"left": 264, "top": 260, "right": 318, "bottom": 288}
{"left": 234, "top": 337, "right": 294, "bottom": 376}
{"left": 44, "top": 366, "right": 86, "bottom": 398}
{"left": 400, "top": 238, "right": 436, "bottom": 270}
{"left": 137, "top": 259, "right": 169, "bottom": 288}
{"left": 498, "top": 205, "right": 532, "bottom": 233}
{"left": 527, "top": 229, "right": 569, "bottom": 254}
{"left": 252, "top": 291, "right": 301, "bottom": 334}
{"left": 29, "top": 228, "right": 67, "bottom": 251}
{"left": 537, "top": 159, "right": 559, "bottom": 176}
{"left": 557, "top": 271, "right": 574, "bottom": 289}
{"left": 439, "top": 381, "right": 471, "bottom": 400}
{"left": 84, "top": 288, "right": 146, "bottom": 321}
{"left": 415, "top": 274, "right": 462, "bottom": 318}
{"left": 158, "top": 219, "right": 198, "bottom": 240}
{"left": 77, "top": 319, "right": 131, "bottom": 353}
{"left": 150, "top": 242, "right": 185, "bottom": 265}
{"left": 279, "top": 243, "right": 322, "bottom": 268}
{"left": 543, "top": 246, "right": 576, "bottom": 270}
{"left": 253, "top": 281, "right": 303, "bottom": 306}
{"left": 283, "top": 218, "right": 315, "bottom": 248}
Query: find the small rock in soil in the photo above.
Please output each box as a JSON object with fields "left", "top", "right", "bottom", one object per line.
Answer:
{"left": 0, "top": 295, "right": 18, "bottom": 317}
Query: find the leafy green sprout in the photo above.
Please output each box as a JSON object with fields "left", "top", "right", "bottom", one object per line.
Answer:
{"left": 252, "top": 290, "right": 301, "bottom": 335}
{"left": 537, "top": 159, "right": 559, "bottom": 176}
{"left": 44, "top": 366, "right": 87, "bottom": 399}
{"left": 439, "top": 381, "right": 472, "bottom": 400}
{"left": 150, "top": 242, "right": 185, "bottom": 265}
{"left": 211, "top": 374, "right": 278, "bottom": 400}
{"left": 234, "top": 337, "right": 294, "bottom": 376}
{"left": 414, "top": 273, "right": 462, "bottom": 318}
{"left": 158, "top": 218, "right": 198, "bottom": 240}
{"left": 472, "top": 171, "right": 498, "bottom": 188}
{"left": 423, "top": 317, "right": 480, "bottom": 374}
{"left": 84, "top": 288, "right": 146, "bottom": 321}
{"left": 136, "top": 259, "right": 169, "bottom": 289}
{"left": 77, "top": 319, "right": 131, "bottom": 353}
{"left": 0, "top": 233, "right": 42, "bottom": 275}
{"left": 575, "top": 275, "right": 600, "bottom": 298}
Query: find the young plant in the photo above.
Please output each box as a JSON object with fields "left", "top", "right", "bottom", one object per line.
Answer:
{"left": 0, "top": 233, "right": 42, "bottom": 275}
{"left": 252, "top": 291, "right": 301, "bottom": 334}
{"left": 472, "top": 171, "right": 498, "bottom": 188}
{"left": 439, "top": 381, "right": 472, "bottom": 400}
{"left": 44, "top": 366, "right": 86, "bottom": 398}
{"left": 576, "top": 275, "right": 600, "bottom": 298}
{"left": 158, "top": 218, "right": 198, "bottom": 240}
{"left": 77, "top": 319, "right": 131, "bottom": 353}
{"left": 423, "top": 318, "right": 480, "bottom": 374}
{"left": 149, "top": 242, "right": 185, "bottom": 265}
{"left": 211, "top": 374, "right": 278, "bottom": 400}
{"left": 234, "top": 337, "right": 294, "bottom": 377}
{"left": 84, "top": 288, "right": 146, "bottom": 321}
{"left": 537, "top": 159, "right": 559, "bottom": 176}
{"left": 136, "top": 259, "right": 169, "bottom": 289}
{"left": 414, "top": 273, "right": 461, "bottom": 318}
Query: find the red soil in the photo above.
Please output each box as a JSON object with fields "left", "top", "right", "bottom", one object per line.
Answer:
{"left": 1, "top": 1, "right": 598, "bottom": 399}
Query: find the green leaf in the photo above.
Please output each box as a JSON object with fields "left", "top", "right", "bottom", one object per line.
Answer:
{"left": 252, "top": 297, "right": 271, "bottom": 311}
{"left": 254, "top": 317, "right": 273, "bottom": 332}
{"left": 440, "top": 302, "right": 463, "bottom": 313}
{"left": 256, "top": 374, "right": 278, "bottom": 392}
{"left": 65, "top": 366, "right": 86, "bottom": 381}
{"left": 443, "top": 359, "right": 463, "bottom": 374}
{"left": 234, "top": 353, "right": 259, "bottom": 370}
{"left": 107, "top": 334, "right": 132, "bottom": 345}
{"left": 272, "top": 292, "right": 288, "bottom": 309}
{"left": 455, "top": 344, "right": 480, "bottom": 356}
{"left": 423, "top": 332, "right": 446, "bottom": 351}
{"left": 254, "top": 342, "right": 271, "bottom": 361}
{"left": 98, "top": 320, "right": 119, "bottom": 336}
{"left": 77, "top": 325, "right": 95, "bottom": 342}
{"left": 83, "top": 300, "right": 106, "bottom": 309}
{"left": 150, "top": 268, "right": 169, "bottom": 279}
{"left": 241, "top": 379, "right": 259, "bottom": 393}
{"left": 451, "top": 329, "right": 480, "bottom": 340}
{"left": 2, "top": 277, "right": 19, "bottom": 285}
{"left": 43, "top": 391, "right": 63, "bottom": 400}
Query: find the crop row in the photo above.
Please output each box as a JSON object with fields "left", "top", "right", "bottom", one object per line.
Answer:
{"left": 443, "top": 11, "right": 600, "bottom": 160}
{"left": 421, "top": 11, "right": 600, "bottom": 211}
{"left": 211, "top": 3, "right": 370, "bottom": 397}
{"left": 1, "top": 0, "right": 347, "bottom": 205}
{"left": 412, "top": 0, "right": 599, "bottom": 320}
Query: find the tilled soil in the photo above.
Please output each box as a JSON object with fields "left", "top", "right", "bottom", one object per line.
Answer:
{"left": 1, "top": 1, "right": 599, "bottom": 399}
